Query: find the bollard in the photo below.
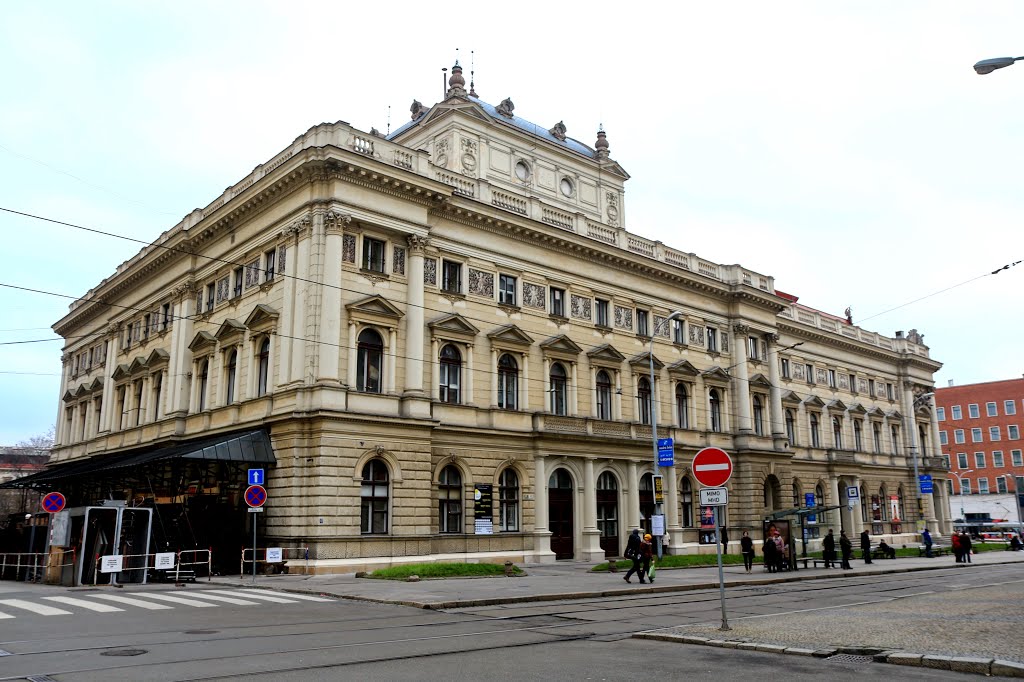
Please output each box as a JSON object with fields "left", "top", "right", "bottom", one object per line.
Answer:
{"left": 608, "top": 558, "right": 619, "bottom": 573}
{"left": 504, "top": 561, "right": 514, "bottom": 577}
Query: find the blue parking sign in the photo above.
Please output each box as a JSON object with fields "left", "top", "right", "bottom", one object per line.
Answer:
{"left": 918, "top": 474, "right": 933, "bottom": 494}
{"left": 657, "top": 438, "right": 674, "bottom": 467}
{"left": 248, "top": 469, "right": 265, "bottom": 486}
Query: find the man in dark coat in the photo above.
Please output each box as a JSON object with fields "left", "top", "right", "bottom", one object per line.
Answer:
{"left": 961, "top": 532, "right": 973, "bottom": 563}
{"left": 922, "top": 528, "right": 933, "bottom": 557}
{"left": 623, "top": 529, "right": 643, "bottom": 583}
{"left": 839, "top": 530, "right": 853, "bottom": 570}
{"left": 860, "top": 530, "right": 873, "bottom": 564}
{"left": 720, "top": 527, "right": 729, "bottom": 554}
{"left": 823, "top": 529, "right": 836, "bottom": 568}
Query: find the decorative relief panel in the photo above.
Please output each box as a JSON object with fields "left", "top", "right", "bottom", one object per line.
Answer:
{"left": 875, "top": 382, "right": 887, "bottom": 398}
{"left": 688, "top": 324, "right": 705, "bottom": 346}
{"left": 216, "top": 277, "right": 229, "bottom": 303}
{"left": 393, "top": 246, "right": 406, "bottom": 276}
{"left": 858, "top": 378, "right": 869, "bottom": 394}
{"left": 277, "top": 245, "right": 287, "bottom": 274}
{"left": 522, "top": 283, "right": 546, "bottom": 309}
{"left": 570, "top": 295, "right": 591, "bottom": 321}
{"left": 721, "top": 332, "right": 729, "bottom": 353}
{"left": 468, "top": 268, "right": 493, "bottom": 297}
{"left": 244, "top": 259, "right": 261, "bottom": 288}
{"left": 838, "top": 374, "right": 850, "bottom": 390}
{"left": 614, "top": 305, "right": 633, "bottom": 331}
{"left": 816, "top": 368, "right": 828, "bottom": 385}
{"left": 606, "top": 191, "right": 620, "bottom": 227}
{"left": 342, "top": 234, "right": 356, "bottom": 263}
{"left": 792, "top": 363, "right": 807, "bottom": 381}
{"left": 424, "top": 258, "right": 437, "bottom": 286}
{"left": 654, "top": 315, "right": 670, "bottom": 338}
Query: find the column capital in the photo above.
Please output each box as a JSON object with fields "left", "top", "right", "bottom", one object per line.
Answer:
{"left": 282, "top": 214, "right": 312, "bottom": 239}
{"left": 323, "top": 210, "right": 352, "bottom": 235}
{"left": 733, "top": 323, "right": 750, "bottom": 335}
{"left": 766, "top": 332, "right": 780, "bottom": 345}
{"left": 407, "top": 234, "right": 431, "bottom": 253}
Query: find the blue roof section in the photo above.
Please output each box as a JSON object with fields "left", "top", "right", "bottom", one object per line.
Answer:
{"left": 388, "top": 96, "right": 597, "bottom": 159}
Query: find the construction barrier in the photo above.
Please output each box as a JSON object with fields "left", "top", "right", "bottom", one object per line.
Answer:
{"left": 0, "top": 549, "right": 76, "bottom": 583}
{"left": 240, "top": 546, "right": 309, "bottom": 577}
{"left": 92, "top": 549, "right": 213, "bottom": 586}
{"left": 176, "top": 549, "right": 212, "bottom": 583}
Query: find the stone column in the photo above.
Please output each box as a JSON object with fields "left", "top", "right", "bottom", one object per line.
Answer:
{"left": 490, "top": 347, "right": 499, "bottom": 408}
{"left": 627, "top": 459, "right": 641, "bottom": 531}
{"left": 533, "top": 455, "right": 554, "bottom": 562}
{"left": 542, "top": 357, "right": 551, "bottom": 412}
{"left": 100, "top": 335, "right": 117, "bottom": 433}
{"left": 666, "top": 465, "right": 680, "bottom": 550}
{"left": 465, "top": 343, "right": 475, "bottom": 405}
{"left": 430, "top": 338, "right": 440, "bottom": 401}
{"left": 291, "top": 219, "right": 312, "bottom": 385}
{"left": 347, "top": 322, "right": 358, "bottom": 389}
{"left": 404, "top": 235, "right": 429, "bottom": 399}
{"left": 590, "top": 366, "right": 599, "bottom": 418}
{"left": 732, "top": 324, "right": 752, "bottom": 433}
{"left": 570, "top": 361, "right": 578, "bottom": 416}
{"left": 520, "top": 350, "right": 530, "bottom": 410}
{"left": 169, "top": 282, "right": 196, "bottom": 415}
{"left": 830, "top": 477, "right": 842, "bottom": 531}
{"left": 766, "top": 334, "right": 785, "bottom": 447}
{"left": 582, "top": 457, "right": 602, "bottom": 559}
{"left": 613, "top": 369, "right": 623, "bottom": 420}
{"left": 318, "top": 211, "right": 345, "bottom": 383}
{"left": 387, "top": 328, "right": 397, "bottom": 393}
{"left": 693, "top": 373, "right": 706, "bottom": 431}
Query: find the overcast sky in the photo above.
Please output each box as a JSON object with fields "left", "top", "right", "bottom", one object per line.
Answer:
{"left": 1, "top": 2, "right": 1022, "bottom": 445}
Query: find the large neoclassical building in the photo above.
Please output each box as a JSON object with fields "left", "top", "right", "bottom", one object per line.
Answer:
{"left": 26, "top": 64, "right": 951, "bottom": 574}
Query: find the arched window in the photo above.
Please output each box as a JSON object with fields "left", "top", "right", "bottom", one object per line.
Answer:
{"left": 853, "top": 419, "right": 863, "bottom": 451}
{"left": 763, "top": 475, "right": 781, "bottom": 511}
{"left": 832, "top": 416, "right": 843, "bottom": 449}
{"left": 890, "top": 425, "right": 900, "bottom": 454}
{"left": 753, "top": 396, "right": 765, "bottom": 436}
{"left": 860, "top": 484, "right": 869, "bottom": 522}
{"left": 499, "top": 468, "right": 519, "bottom": 532}
{"left": 919, "top": 424, "right": 928, "bottom": 452}
{"left": 198, "top": 359, "right": 209, "bottom": 411}
{"left": 550, "top": 362, "right": 568, "bottom": 416}
{"left": 815, "top": 483, "right": 825, "bottom": 507}
{"left": 785, "top": 409, "right": 796, "bottom": 445}
{"left": 225, "top": 349, "right": 237, "bottom": 404}
{"left": 257, "top": 338, "right": 270, "bottom": 396}
{"left": 360, "top": 459, "right": 389, "bottom": 534}
{"left": 897, "top": 486, "right": 905, "bottom": 521}
{"left": 438, "top": 465, "right": 463, "bottom": 533}
{"left": 497, "top": 354, "right": 518, "bottom": 410}
{"left": 793, "top": 480, "right": 802, "bottom": 508}
{"left": 680, "top": 477, "right": 694, "bottom": 527}
{"left": 676, "top": 383, "right": 689, "bottom": 428}
{"left": 879, "top": 485, "right": 888, "bottom": 521}
{"left": 709, "top": 389, "right": 722, "bottom": 432}
{"left": 810, "top": 413, "right": 821, "bottom": 448}
{"left": 356, "top": 329, "right": 383, "bottom": 393}
{"left": 637, "top": 377, "right": 652, "bottom": 425}
{"left": 596, "top": 471, "right": 618, "bottom": 555}
{"left": 639, "top": 473, "right": 655, "bottom": 534}
{"left": 872, "top": 422, "right": 882, "bottom": 453}
{"left": 438, "top": 344, "right": 462, "bottom": 404}
{"left": 595, "top": 370, "right": 612, "bottom": 420}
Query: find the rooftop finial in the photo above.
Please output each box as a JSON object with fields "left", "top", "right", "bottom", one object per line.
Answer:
{"left": 469, "top": 50, "right": 477, "bottom": 98}
{"left": 387, "top": 105, "right": 391, "bottom": 136}
{"left": 595, "top": 125, "right": 609, "bottom": 159}
{"left": 447, "top": 49, "right": 467, "bottom": 98}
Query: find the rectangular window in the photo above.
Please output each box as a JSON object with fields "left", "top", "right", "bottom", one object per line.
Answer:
{"left": 707, "top": 327, "right": 718, "bottom": 352}
{"left": 998, "top": 477, "right": 1008, "bottom": 494}
{"left": 161, "top": 303, "right": 171, "bottom": 331}
{"left": 636, "top": 310, "right": 649, "bottom": 336}
{"left": 990, "top": 426, "right": 1001, "bottom": 441}
{"left": 1005, "top": 400, "right": 1017, "bottom": 416}
{"left": 942, "top": 454, "right": 950, "bottom": 469}
{"left": 972, "top": 427, "right": 983, "bottom": 443}
{"left": 807, "top": 364, "right": 815, "bottom": 385}
{"left": 262, "top": 248, "right": 275, "bottom": 281}
{"left": 595, "top": 299, "right": 609, "bottom": 327}
{"left": 951, "top": 405, "right": 962, "bottom": 420}
{"left": 1009, "top": 425, "right": 1020, "bottom": 440}
{"left": 748, "top": 337, "right": 760, "bottom": 360}
{"left": 939, "top": 431, "right": 948, "bottom": 446}
{"left": 975, "top": 452, "right": 986, "bottom": 468}
{"left": 550, "top": 287, "right": 565, "bottom": 317}
{"left": 781, "top": 358, "right": 790, "bottom": 379}
{"left": 993, "top": 451, "right": 1005, "bottom": 467}
{"left": 1014, "top": 450, "right": 1024, "bottom": 467}
{"left": 886, "top": 383, "right": 894, "bottom": 400}
{"left": 828, "top": 369, "right": 837, "bottom": 388}
{"left": 987, "top": 401, "right": 998, "bottom": 417}
{"left": 441, "top": 260, "right": 462, "bottom": 293}
{"left": 142, "top": 314, "right": 150, "bottom": 340}
{"left": 849, "top": 374, "right": 856, "bottom": 393}
{"left": 937, "top": 406, "right": 946, "bottom": 421}
{"left": 957, "top": 452, "right": 969, "bottom": 468}
{"left": 868, "top": 379, "right": 875, "bottom": 395}
{"left": 498, "top": 274, "right": 517, "bottom": 305}
{"left": 205, "top": 283, "right": 216, "bottom": 312}
{"left": 969, "top": 403, "right": 980, "bottom": 418}
{"left": 978, "top": 478, "right": 990, "bottom": 494}
{"left": 233, "top": 267, "right": 244, "bottom": 298}
{"left": 954, "top": 429, "right": 965, "bottom": 444}
{"left": 962, "top": 479, "right": 971, "bottom": 495}
{"left": 363, "top": 238, "right": 386, "bottom": 273}
{"left": 672, "top": 318, "right": 684, "bottom": 344}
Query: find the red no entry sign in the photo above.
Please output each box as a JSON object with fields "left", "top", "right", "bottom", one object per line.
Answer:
{"left": 41, "top": 491, "right": 66, "bottom": 513}
{"left": 691, "top": 447, "right": 734, "bottom": 488}
{"left": 244, "top": 484, "right": 267, "bottom": 508}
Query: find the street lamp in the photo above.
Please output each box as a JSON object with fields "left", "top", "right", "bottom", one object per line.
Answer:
{"left": 950, "top": 469, "right": 973, "bottom": 531}
{"left": 974, "top": 56, "right": 1024, "bottom": 75}
{"left": 650, "top": 310, "right": 684, "bottom": 559}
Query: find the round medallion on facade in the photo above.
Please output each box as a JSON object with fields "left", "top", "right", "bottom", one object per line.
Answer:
{"left": 515, "top": 160, "right": 531, "bottom": 182}
{"left": 560, "top": 177, "right": 574, "bottom": 197}
{"left": 462, "top": 153, "right": 477, "bottom": 172}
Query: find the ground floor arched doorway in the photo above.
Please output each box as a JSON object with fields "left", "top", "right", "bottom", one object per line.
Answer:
{"left": 548, "top": 468, "right": 574, "bottom": 559}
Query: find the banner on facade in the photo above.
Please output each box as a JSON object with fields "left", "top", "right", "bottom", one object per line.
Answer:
{"left": 474, "top": 484, "right": 493, "bottom": 534}
{"left": 805, "top": 492, "right": 816, "bottom": 523}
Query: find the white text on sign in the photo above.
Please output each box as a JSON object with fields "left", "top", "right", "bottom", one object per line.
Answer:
{"left": 699, "top": 487, "right": 729, "bottom": 506}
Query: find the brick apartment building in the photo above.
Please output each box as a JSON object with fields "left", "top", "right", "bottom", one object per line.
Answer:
{"left": 936, "top": 377, "right": 1024, "bottom": 511}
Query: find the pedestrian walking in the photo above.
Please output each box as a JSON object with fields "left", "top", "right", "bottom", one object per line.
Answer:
{"left": 860, "top": 530, "right": 873, "bottom": 564}
{"left": 962, "top": 532, "right": 973, "bottom": 564}
{"left": 951, "top": 530, "right": 963, "bottom": 563}
{"left": 839, "top": 530, "right": 853, "bottom": 570}
{"left": 639, "top": 533, "right": 654, "bottom": 583}
{"left": 921, "top": 527, "right": 933, "bottom": 558}
{"left": 740, "top": 531, "right": 754, "bottom": 573}
{"left": 823, "top": 529, "right": 836, "bottom": 568}
{"left": 623, "top": 528, "right": 643, "bottom": 583}
{"left": 720, "top": 527, "right": 729, "bottom": 554}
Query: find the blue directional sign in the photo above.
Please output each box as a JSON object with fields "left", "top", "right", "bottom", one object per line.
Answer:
{"left": 657, "top": 438, "right": 674, "bottom": 467}
{"left": 805, "top": 492, "right": 817, "bottom": 523}
{"left": 919, "top": 474, "right": 933, "bottom": 494}
{"left": 248, "top": 469, "right": 265, "bottom": 486}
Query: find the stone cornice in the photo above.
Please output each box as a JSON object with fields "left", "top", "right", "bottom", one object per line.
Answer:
{"left": 777, "top": 320, "right": 920, "bottom": 364}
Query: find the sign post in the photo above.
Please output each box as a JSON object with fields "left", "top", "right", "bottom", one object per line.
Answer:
{"left": 692, "top": 447, "right": 734, "bottom": 631}
{"left": 245, "top": 484, "right": 267, "bottom": 582}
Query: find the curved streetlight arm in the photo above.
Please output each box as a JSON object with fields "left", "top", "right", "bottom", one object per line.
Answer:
{"left": 974, "top": 56, "right": 1024, "bottom": 75}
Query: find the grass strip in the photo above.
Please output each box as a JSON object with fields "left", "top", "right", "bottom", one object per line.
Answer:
{"left": 367, "top": 562, "right": 523, "bottom": 580}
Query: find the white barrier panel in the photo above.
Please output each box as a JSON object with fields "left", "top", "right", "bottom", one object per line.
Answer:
{"left": 266, "top": 548, "right": 283, "bottom": 563}
{"left": 100, "top": 555, "right": 124, "bottom": 573}
{"left": 154, "top": 552, "right": 176, "bottom": 570}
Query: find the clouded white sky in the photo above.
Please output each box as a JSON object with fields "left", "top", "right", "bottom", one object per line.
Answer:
{"left": 1, "top": 2, "right": 1022, "bottom": 445}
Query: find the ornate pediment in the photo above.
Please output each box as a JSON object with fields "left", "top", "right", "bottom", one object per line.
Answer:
{"left": 188, "top": 331, "right": 217, "bottom": 353}
{"left": 702, "top": 366, "right": 730, "bottom": 383}
{"left": 848, "top": 402, "right": 868, "bottom": 415}
{"left": 73, "top": 383, "right": 91, "bottom": 398}
{"left": 587, "top": 343, "right": 626, "bottom": 365}
{"left": 127, "top": 356, "right": 149, "bottom": 375}
{"left": 345, "top": 294, "right": 402, "bottom": 320}
{"left": 88, "top": 377, "right": 104, "bottom": 392}
{"left": 245, "top": 304, "right": 281, "bottom": 331}
{"left": 110, "top": 363, "right": 132, "bottom": 381}
{"left": 826, "top": 399, "right": 848, "bottom": 412}
{"left": 886, "top": 409, "right": 903, "bottom": 421}
{"left": 629, "top": 351, "right": 664, "bottom": 370}
{"left": 802, "top": 394, "right": 826, "bottom": 408}
{"left": 780, "top": 390, "right": 802, "bottom": 404}
{"left": 428, "top": 313, "right": 480, "bottom": 340}
{"left": 486, "top": 324, "right": 534, "bottom": 348}
{"left": 214, "top": 318, "right": 247, "bottom": 343}
{"left": 539, "top": 334, "right": 583, "bottom": 357}
{"left": 62, "top": 389, "right": 75, "bottom": 403}
{"left": 145, "top": 348, "right": 170, "bottom": 368}
{"left": 749, "top": 373, "right": 772, "bottom": 389}
{"left": 667, "top": 359, "right": 700, "bottom": 377}
{"left": 866, "top": 406, "right": 885, "bottom": 417}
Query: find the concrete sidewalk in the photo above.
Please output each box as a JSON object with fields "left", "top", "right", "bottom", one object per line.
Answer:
{"left": 215, "top": 549, "right": 1024, "bottom": 609}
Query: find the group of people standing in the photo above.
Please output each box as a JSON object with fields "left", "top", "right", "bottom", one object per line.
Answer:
{"left": 950, "top": 531, "right": 974, "bottom": 564}
{"left": 622, "top": 529, "right": 655, "bottom": 583}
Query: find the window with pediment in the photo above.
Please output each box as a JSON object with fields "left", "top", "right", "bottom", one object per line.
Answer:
{"left": 498, "top": 354, "right": 518, "bottom": 410}
{"left": 439, "top": 344, "right": 462, "bottom": 404}
{"left": 550, "top": 363, "right": 568, "bottom": 416}
{"left": 357, "top": 329, "right": 384, "bottom": 393}
{"left": 596, "top": 370, "right": 612, "bottom": 421}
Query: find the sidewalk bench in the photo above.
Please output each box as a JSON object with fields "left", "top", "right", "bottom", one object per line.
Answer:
{"left": 918, "top": 545, "right": 946, "bottom": 557}
{"left": 797, "top": 558, "right": 839, "bottom": 569}
{"left": 871, "top": 548, "right": 896, "bottom": 560}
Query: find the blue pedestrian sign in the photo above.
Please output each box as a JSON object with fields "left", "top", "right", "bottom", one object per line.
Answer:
{"left": 919, "top": 474, "right": 933, "bottom": 494}
{"left": 657, "top": 438, "right": 674, "bottom": 467}
{"left": 248, "top": 469, "right": 265, "bottom": 486}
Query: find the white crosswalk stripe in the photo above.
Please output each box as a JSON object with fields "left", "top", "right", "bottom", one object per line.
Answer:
{"left": 250, "top": 590, "right": 334, "bottom": 603}
{"left": 168, "top": 591, "right": 258, "bottom": 605}
{"left": 127, "top": 593, "right": 216, "bottom": 607}
{"left": 43, "top": 596, "right": 123, "bottom": 613}
{"left": 91, "top": 594, "right": 174, "bottom": 610}
{"left": 204, "top": 589, "right": 300, "bottom": 604}
{"left": 0, "top": 599, "right": 72, "bottom": 616}
{"left": 0, "top": 611, "right": 13, "bottom": 619}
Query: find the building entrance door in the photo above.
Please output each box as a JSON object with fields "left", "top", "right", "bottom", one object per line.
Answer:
{"left": 597, "top": 471, "right": 619, "bottom": 558}
{"left": 548, "top": 468, "right": 574, "bottom": 559}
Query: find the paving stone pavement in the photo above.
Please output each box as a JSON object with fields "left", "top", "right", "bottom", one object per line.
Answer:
{"left": 653, "top": 580, "right": 1024, "bottom": 664}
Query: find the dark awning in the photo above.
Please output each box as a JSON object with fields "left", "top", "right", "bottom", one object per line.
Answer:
{"left": 765, "top": 504, "right": 845, "bottom": 520}
{"left": 0, "top": 429, "right": 275, "bottom": 489}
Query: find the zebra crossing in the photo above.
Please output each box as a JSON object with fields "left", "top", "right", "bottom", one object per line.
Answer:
{"left": 0, "top": 588, "right": 333, "bottom": 619}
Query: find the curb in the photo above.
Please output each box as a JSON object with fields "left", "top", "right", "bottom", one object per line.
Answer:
{"left": 632, "top": 632, "right": 1024, "bottom": 678}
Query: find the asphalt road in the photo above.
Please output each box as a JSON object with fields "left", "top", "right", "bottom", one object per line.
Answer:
{"left": 0, "top": 565, "right": 1014, "bottom": 681}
